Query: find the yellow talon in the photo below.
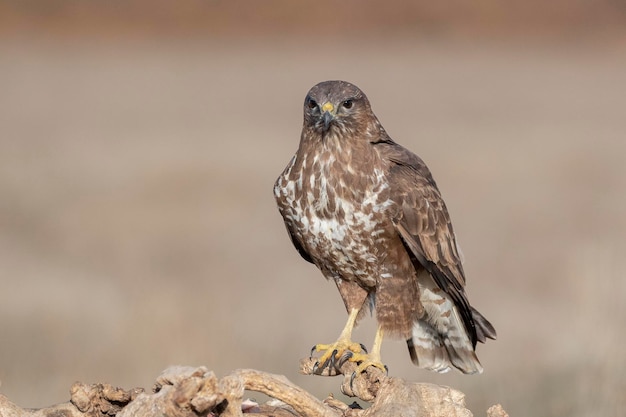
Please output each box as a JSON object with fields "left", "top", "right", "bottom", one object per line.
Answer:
{"left": 312, "top": 341, "right": 365, "bottom": 373}
{"left": 310, "top": 310, "right": 389, "bottom": 377}
{"left": 311, "top": 308, "right": 365, "bottom": 373}
{"left": 352, "top": 326, "right": 388, "bottom": 376}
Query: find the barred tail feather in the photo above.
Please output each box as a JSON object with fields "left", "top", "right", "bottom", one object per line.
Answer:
{"left": 407, "top": 271, "right": 490, "bottom": 374}
{"left": 407, "top": 324, "right": 452, "bottom": 373}
{"left": 408, "top": 312, "right": 483, "bottom": 374}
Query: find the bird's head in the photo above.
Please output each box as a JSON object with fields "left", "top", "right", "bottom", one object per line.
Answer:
{"left": 303, "top": 80, "right": 375, "bottom": 137}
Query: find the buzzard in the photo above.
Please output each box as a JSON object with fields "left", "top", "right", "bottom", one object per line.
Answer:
{"left": 274, "top": 80, "right": 496, "bottom": 375}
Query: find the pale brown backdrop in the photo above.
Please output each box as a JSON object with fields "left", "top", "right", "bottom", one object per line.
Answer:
{"left": 1, "top": 2, "right": 625, "bottom": 416}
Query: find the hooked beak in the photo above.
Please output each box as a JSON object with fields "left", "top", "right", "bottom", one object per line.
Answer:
{"left": 321, "top": 101, "right": 335, "bottom": 130}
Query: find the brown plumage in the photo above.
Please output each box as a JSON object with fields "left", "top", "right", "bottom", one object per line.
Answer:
{"left": 274, "top": 80, "right": 496, "bottom": 375}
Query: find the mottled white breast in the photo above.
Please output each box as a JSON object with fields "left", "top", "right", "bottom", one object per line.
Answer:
{"left": 275, "top": 153, "right": 394, "bottom": 287}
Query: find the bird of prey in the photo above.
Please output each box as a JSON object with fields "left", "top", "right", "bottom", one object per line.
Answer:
{"left": 274, "top": 80, "right": 496, "bottom": 375}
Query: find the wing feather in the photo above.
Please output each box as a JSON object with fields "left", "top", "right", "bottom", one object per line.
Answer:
{"left": 375, "top": 141, "right": 479, "bottom": 347}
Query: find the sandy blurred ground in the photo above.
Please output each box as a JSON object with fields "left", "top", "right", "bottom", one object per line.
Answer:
{"left": 1, "top": 2, "right": 626, "bottom": 416}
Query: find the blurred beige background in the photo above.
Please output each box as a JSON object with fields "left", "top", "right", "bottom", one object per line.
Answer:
{"left": 1, "top": 1, "right": 625, "bottom": 415}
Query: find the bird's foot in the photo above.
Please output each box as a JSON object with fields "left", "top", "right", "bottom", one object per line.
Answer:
{"left": 310, "top": 340, "right": 367, "bottom": 374}
{"left": 349, "top": 353, "right": 388, "bottom": 388}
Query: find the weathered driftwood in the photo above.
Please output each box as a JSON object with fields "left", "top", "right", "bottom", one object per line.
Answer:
{"left": 0, "top": 358, "right": 508, "bottom": 417}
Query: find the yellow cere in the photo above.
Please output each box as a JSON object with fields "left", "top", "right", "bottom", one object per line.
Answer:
{"left": 321, "top": 102, "right": 334, "bottom": 113}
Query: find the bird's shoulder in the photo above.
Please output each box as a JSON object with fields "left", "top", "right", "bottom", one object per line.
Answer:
{"left": 371, "top": 138, "right": 439, "bottom": 194}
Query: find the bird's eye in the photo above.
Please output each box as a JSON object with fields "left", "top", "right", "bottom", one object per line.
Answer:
{"left": 307, "top": 99, "right": 318, "bottom": 109}
{"left": 342, "top": 100, "right": 353, "bottom": 109}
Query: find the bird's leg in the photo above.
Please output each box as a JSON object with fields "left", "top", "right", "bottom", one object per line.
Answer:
{"left": 311, "top": 308, "right": 366, "bottom": 374}
{"left": 351, "top": 325, "right": 388, "bottom": 378}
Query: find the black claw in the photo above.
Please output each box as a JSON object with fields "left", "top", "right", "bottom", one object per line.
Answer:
{"left": 328, "top": 349, "right": 339, "bottom": 370}
{"left": 359, "top": 343, "right": 368, "bottom": 353}
{"left": 337, "top": 350, "right": 353, "bottom": 368}
{"left": 349, "top": 371, "right": 357, "bottom": 390}
{"left": 313, "top": 358, "right": 326, "bottom": 374}
{"left": 384, "top": 364, "right": 389, "bottom": 374}
{"left": 310, "top": 345, "right": 317, "bottom": 358}
{"left": 312, "top": 349, "right": 336, "bottom": 375}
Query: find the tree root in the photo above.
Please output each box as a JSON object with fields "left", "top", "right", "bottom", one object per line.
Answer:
{"left": 0, "top": 359, "right": 508, "bottom": 417}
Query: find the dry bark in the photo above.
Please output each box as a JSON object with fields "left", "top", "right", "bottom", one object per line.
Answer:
{"left": 0, "top": 359, "right": 507, "bottom": 417}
